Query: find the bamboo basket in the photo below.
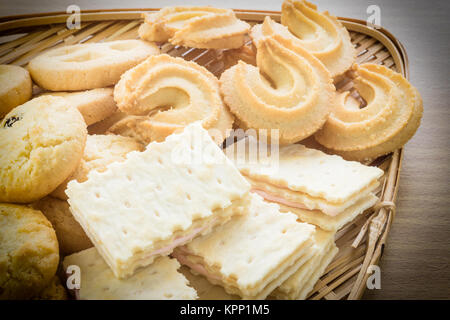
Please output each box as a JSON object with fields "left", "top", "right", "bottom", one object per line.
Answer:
{"left": 0, "top": 8, "right": 408, "bottom": 300}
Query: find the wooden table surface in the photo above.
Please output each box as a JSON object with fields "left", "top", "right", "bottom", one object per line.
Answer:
{"left": 1, "top": 0, "right": 449, "bottom": 300}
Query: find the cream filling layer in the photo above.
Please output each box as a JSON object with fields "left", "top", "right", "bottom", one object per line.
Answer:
{"left": 271, "top": 243, "right": 338, "bottom": 300}
{"left": 173, "top": 239, "right": 314, "bottom": 299}
{"left": 277, "top": 193, "right": 379, "bottom": 231}
{"left": 248, "top": 176, "right": 380, "bottom": 216}
{"left": 297, "top": 246, "right": 339, "bottom": 300}
{"left": 273, "top": 240, "right": 334, "bottom": 299}
{"left": 140, "top": 218, "right": 217, "bottom": 262}
{"left": 172, "top": 249, "right": 222, "bottom": 282}
{"left": 71, "top": 196, "right": 246, "bottom": 279}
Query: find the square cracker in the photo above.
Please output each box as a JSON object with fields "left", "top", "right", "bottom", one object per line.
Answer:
{"left": 174, "top": 194, "right": 315, "bottom": 299}
{"left": 66, "top": 123, "right": 250, "bottom": 279}
{"left": 226, "top": 138, "right": 383, "bottom": 204}
{"left": 63, "top": 248, "right": 197, "bottom": 300}
{"left": 248, "top": 175, "right": 379, "bottom": 216}
{"left": 278, "top": 193, "right": 379, "bottom": 231}
{"left": 272, "top": 228, "right": 338, "bottom": 300}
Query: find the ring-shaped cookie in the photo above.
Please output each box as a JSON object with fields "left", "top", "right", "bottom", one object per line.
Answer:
{"left": 113, "top": 54, "right": 233, "bottom": 144}
{"left": 251, "top": 1, "right": 355, "bottom": 78}
{"left": 40, "top": 88, "right": 117, "bottom": 126}
{"left": 220, "top": 34, "right": 335, "bottom": 144}
{"left": 139, "top": 6, "right": 250, "bottom": 49}
{"left": 315, "top": 63, "right": 423, "bottom": 161}
{"left": 28, "top": 40, "right": 160, "bottom": 91}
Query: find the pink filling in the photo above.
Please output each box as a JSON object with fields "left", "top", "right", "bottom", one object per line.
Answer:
{"left": 252, "top": 189, "right": 355, "bottom": 216}
{"left": 172, "top": 249, "right": 222, "bottom": 282}
{"left": 251, "top": 189, "right": 311, "bottom": 210}
{"left": 145, "top": 218, "right": 217, "bottom": 259}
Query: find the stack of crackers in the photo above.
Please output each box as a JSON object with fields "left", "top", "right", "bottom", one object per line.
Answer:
{"left": 62, "top": 123, "right": 382, "bottom": 300}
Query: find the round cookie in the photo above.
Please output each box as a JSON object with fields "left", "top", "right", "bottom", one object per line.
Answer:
{"left": 51, "top": 134, "right": 144, "bottom": 200}
{"left": 33, "top": 276, "right": 68, "bottom": 300}
{"left": 33, "top": 196, "right": 92, "bottom": 255}
{"left": 0, "top": 96, "right": 87, "bottom": 203}
{"left": 40, "top": 88, "right": 117, "bottom": 126}
{"left": 315, "top": 63, "right": 423, "bottom": 161}
{"left": 0, "top": 65, "right": 32, "bottom": 118}
{"left": 219, "top": 35, "right": 334, "bottom": 144}
{"left": 280, "top": 1, "right": 355, "bottom": 78}
{"left": 0, "top": 203, "right": 59, "bottom": 300}
{"left": 28, "top": 40, "right": 160, "bottom": 91}
{"left": 139, "top": 7, "right": 250, "bottom": 49}
{"left": 113, "top": 54, "right": 234, "bottom": 144}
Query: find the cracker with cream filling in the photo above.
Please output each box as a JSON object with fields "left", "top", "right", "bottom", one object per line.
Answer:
{"left": 277, "top": 193, "right": 378, "bottom": 231}
{"left": 226, "top": 138, "right": 383, "bottom": 216}
{"left": 66, "top": 123, "right": 250, "bottom": 279}
{"left": 272, "top": 228, "right": 338, "bottom": 300}
{"left": 173, "top": 194, "right": 316, "bottom": 299}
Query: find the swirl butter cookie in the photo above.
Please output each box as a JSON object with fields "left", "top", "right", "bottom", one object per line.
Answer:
{"left": 0, "top": 65, "right": 32, "bottom": 118}
{"left": 51, "top": 134, "right": 144, "bottom": 200}
{"left": 251, "top": 14, "right": 355, "bottom": 78}
{"left": 28, "top": 40, "right": 160, "bottom": 91}
{"left": 32, "top": 197, "right": 92, "bottom": 255}
{"left": 112, "top": 54, "right": 233, "bottom": 144}
{"left": 315, "top": 63, "right": 423, "bottom": 161}
{"left": 0, "top": 204, "right": 59, "bottom": 300}
{"left": 40, "top": 88, "right": 117, "bottom": 126}
{"left": 279, "top": 0, "right": 355, "bottom": 77}
{"left": 139, "top": 6, "right": 250, "bottom": 49}
{"left": 0, "top": 96, "right": 87, "bottom": 203}
{"left": 220, "top": 35, "right": 335, "bottom": 144}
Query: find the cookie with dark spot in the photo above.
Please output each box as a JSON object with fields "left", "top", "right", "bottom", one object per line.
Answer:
{"left": 0, "top": 96, "right": 87, "bottom": 203}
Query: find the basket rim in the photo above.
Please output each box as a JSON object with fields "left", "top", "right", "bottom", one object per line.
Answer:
{"left": 0, "top": 7, "right": 407, "bottom": 300}
{"left": 0, "top": 8, "right": 409, "bottom": 77}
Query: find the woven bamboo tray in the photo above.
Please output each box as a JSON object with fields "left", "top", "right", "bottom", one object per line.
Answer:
{"left": 0, "top": 9, "right": 408, "bottom": 300}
